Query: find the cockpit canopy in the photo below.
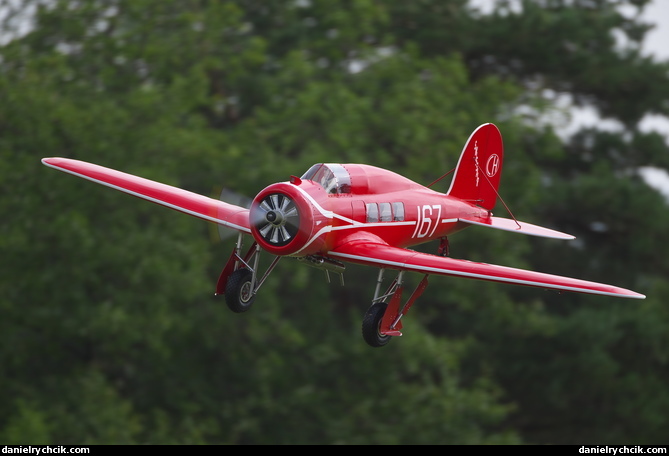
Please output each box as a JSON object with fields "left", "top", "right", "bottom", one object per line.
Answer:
{"left": 301, "top": 163, "right": 351, "bottom": 194}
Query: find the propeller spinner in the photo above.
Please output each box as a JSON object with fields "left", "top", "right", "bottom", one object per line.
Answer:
{"left": 253, "top": 193, "right": 300, "bottom": 246}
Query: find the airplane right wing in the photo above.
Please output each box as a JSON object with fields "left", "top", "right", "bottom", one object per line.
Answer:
{"left": 329, "top": 238, "right": 645, "bottom": 299}
{"left": 42, "top": 157, "right": 251, "bottom": 233}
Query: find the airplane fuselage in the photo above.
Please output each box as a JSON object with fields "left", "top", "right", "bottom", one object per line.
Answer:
{"left": 250, "top": 164, "right": 490, "bottom": 257}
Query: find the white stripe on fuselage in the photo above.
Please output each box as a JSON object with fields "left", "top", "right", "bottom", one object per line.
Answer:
{"left": 289, "top": 184, "right": 460, "bottom": 255}
{"left": 291, "top": 184, "right": 421, "bottom": 255}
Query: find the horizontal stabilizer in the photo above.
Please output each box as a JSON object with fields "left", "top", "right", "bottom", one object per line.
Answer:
{"left": 459, "top": 216, "right": 575, "bottom": 240}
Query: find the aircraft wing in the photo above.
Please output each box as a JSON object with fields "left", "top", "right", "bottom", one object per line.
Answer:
{"left": 42, "top": 157, "right": 251, "bottom": 233}
{"left": 329, "top": 239, "right": 645, "bottom": 299}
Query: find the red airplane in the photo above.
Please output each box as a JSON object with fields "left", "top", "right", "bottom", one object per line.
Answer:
{"left": 42, "top": 123, "right": 645, "bottom": 347}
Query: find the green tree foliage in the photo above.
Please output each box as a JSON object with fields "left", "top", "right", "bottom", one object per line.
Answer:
{"left": 0, "top": 0, "right": 667, "bottom": 444}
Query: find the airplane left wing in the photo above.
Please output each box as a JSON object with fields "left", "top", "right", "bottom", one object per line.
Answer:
{"left": 329, "top": 238, "right": 645, "bottom": 299}
{"left": 42, "top": 157, "right": 251, "bottom": 233}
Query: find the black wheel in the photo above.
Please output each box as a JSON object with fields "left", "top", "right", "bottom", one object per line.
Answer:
{"left": 225, "top": 269, "right": 255, "bottom": 313}
{"left": 362, "top": 302, "right": 391, "bottom": 347}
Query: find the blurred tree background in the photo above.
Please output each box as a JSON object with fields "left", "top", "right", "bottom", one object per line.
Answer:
{"left": 1, "top": 0, "right": 668, "bottom": 445}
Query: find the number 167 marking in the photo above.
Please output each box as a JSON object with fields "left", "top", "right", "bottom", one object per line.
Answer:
{"left": 412, "top": 204, "right": 442, "bottom": 239}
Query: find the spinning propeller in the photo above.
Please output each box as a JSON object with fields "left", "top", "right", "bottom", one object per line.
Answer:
{"left": 216, "top": 188, "right": 253, "bottom": 241}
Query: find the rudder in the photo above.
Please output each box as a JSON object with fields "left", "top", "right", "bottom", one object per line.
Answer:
{"left": 446, "top": 123, "right": 503, "bottom": 211}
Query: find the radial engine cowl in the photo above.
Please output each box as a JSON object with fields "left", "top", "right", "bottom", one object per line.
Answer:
{"left": 249, "top": 183, "right": 324, "bottom": 256}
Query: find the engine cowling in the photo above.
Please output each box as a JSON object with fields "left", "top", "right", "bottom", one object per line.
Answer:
{"left": 249, "top": 182, "right": 327, "bottom": 256}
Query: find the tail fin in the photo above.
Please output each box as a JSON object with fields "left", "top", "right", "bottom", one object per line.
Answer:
{"left": 447, "top": 123, "right": 503, "bottom": 211}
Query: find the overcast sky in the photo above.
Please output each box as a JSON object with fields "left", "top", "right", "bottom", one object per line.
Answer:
{"left": 641, "top": 1, "right": 669, "bottom": 60}
{"left": 468, "top": 0, "right": 669, "bottom": 196}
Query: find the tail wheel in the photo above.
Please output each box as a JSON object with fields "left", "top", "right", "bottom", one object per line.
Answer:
{"left": 225, "top": 269, "right": 255, "bottom": 313}
{"left": 362, "top": 302, "right": 391, "bottom": 347}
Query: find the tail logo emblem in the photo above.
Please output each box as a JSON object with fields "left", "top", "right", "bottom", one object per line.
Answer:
{"left": 486, "top": 154, "right": 500, "bottom": 178}
{"left": 473, "top": 141, "right": 480, "bottom": 187}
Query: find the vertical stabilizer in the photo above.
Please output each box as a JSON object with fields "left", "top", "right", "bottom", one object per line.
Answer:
{"left": 446, "top": 123, "right": 504, "bottom": 211}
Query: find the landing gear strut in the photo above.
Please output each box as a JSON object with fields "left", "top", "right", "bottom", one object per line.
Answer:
{"left": 361, "top": 269, "right": 430, "bottom": 347}
{"left": 437, "top": 236, "right": 450, "bottom": 257}
{"left": 216, "top": 233, "right": 281, "bottom": 313}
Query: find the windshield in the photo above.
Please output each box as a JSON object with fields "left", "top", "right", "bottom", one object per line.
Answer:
{"left": 301, "top": 163, "right": 351, "bottom": 194}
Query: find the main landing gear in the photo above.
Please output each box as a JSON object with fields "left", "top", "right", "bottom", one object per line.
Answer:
{"left": 217, "top": 233, "right": 431, "bottom": 348}
{"left": 361, "top": 269, "right": 429, "bottom": 347}
{"left": 216, "top": 233, "right": 281, "bottom": 313}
